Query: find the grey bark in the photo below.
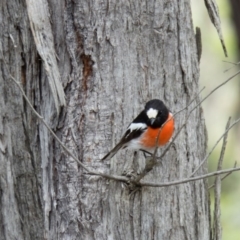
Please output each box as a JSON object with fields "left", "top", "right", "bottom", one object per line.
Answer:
{"left": 0, "top": 0, "right": 210, "bottom": 240}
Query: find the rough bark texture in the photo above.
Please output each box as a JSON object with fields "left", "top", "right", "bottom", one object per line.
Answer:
{"left": 0, "top": 0, "right": 210, "bottom": 239}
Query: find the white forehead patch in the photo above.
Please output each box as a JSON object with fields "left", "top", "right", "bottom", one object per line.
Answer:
{"left": 146, "top": 108, "right": 158, "bottom": 119}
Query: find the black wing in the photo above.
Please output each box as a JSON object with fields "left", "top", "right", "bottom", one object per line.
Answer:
{"left": 101, "top": 127, "right": 146, "bottom": 161}
{"left": 101, "top": 110, "right": 148, "bottom": 160}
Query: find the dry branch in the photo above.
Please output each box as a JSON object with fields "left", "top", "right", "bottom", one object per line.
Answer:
{"left": 140, "top": 167, "right": 240, "bottom": 187}
{"left": 208, "top": 162, "right": 237, "bottom": 190}
{"left": 4, "top": 51, "right": 240, "bottom": 189}
{"left": 212, "top": 118, "right": 231, "bottom": 240}
{"left": 134, "top": 88, "right": 205, "bottom": 182}
{"left": 5, "top": 71, "right": 240, "bottom": 189}
{"left": 190, "top": 117, "right": 240, "bottom": 177}
{"left": 6, "top": 72, "right": 129, "bottom": 183}
{"left": 204, "top": 0, "right": 227, "bottom": 56}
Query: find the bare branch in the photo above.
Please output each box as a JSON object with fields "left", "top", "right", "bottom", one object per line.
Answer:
{"left": 216, "top": 118, "right": 231, "bottom": 170}
{"left": 222, "top": 60, "right": 240, "bottom": 66}
{"left": 159, "top": 70, "right": 240, "bottom": 164}
{"left": 189, "top": 70, "right": 240, "bottom": 115}
{"left": 155, "top": 88, "right": 206, "bottom": 163}
{"left": 223, "top": 61, "right": 240, "bottom": 73}
{"left": 208, "top": 161, "right": 237, "bottom": 190}
{"left": 134, "top": 88, "right": 204, "bottom": 182}
{"left": 190, "top": 118, "right": 240, "bottom": 177}
{"left": 204, "top": 0, "right": 227, "bottom": 57}
{"left": 3, "top": 48, "right": 240, "bottom": 190}
{"left": 139, "top": 167, "right": 240, "bottom": 188}
{"left": 5, "top": 71, "right": 240, "bottom": 190}
{"left": 7, "top": 73, "right": 129, "bottom": 183}
{"left": 212, "top": 118, "right": 231, "bottom": 240}
{"left": 139, "top": 70, "right": 240, "bottom": 180}
{"left": 172, "top": 87, "right": 205, "bottom": 118}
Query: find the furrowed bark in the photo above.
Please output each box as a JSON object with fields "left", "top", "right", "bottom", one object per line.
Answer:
{"left": 0, "top": 0, "right": 210, "bottom": 239}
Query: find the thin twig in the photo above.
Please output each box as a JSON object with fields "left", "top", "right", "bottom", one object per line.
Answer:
{"left": 158, "top": 71, "right": 240, "bottom": 163}
{"left": 8, "top": 75, "right": 129, "bottom": 183}
{"left": 208, "top": 161, "right": 237, "bottom": 189}
{"left": 135, "top": 88, "right": 204, "bottom": 182}
{"left": 216, "top": 118, "right": 231, "bottom": 170}
{"left": 156, "top": 122, "right": 186, "bottom": 162}
{"left": 223, "top": 61, "right": 240, "bottom": 73}
{"left": 134, "top": 116, "right": 171, "bottom": 182}
{"left": 172, "top": 87, "right": 205, "bottom": 118}
{"left": 139, "top": 167, "right": 240, "bottom": 187}
{"left": 222, "top": 60, "right": 240, "bottom": 65}
{"left": 9, "top": 76, "right": 88, "bottom": 170}
{"left": 212, "top": 118, "right": 231, "bottom": 240}
{"left": 137, "top": 71, "right": 240, "bottom": 181}
{"left": 4, "top": 47, "right": 240, "bottom": 189}
{"left": 189, "top": 70, "right": 240, "bottom": 115}
{"left": 5, "top": 73, "right": 240, "bottom": 188}
{"left": 189, "top": 118, "right": 240, "bottom": 177}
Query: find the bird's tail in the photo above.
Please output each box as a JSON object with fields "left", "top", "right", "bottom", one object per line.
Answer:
{"left": 101, "top": 142, "right": 123, "bottom": 161}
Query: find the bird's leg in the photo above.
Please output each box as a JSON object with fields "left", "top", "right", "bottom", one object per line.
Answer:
{"left": 131, "top": 155, "right": 157, "bottom": 183}
{"left": 140, "top": 150, "right": 158, "bottom": 170}
{"left": 140, "top": 149, "right": 153, "bottom": 158}
{"left": 122, "top": 151, "right": 138, "bottom": 179}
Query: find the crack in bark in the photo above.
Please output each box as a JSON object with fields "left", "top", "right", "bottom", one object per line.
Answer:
{"left": 80, "top": 54, "right": 93, "bottom": 92}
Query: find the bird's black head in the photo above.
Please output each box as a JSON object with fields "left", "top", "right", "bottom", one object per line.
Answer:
{"left": 144, "top": 99, "right": 169, "bottom": 128}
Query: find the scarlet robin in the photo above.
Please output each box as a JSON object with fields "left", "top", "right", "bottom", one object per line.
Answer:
{"left": 102, "top": 99, "right": 174, "bottom": 160}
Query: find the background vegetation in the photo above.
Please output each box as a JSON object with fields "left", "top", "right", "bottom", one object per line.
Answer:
{"left": 192, "top": 0, "right": 240, "bottom": 239}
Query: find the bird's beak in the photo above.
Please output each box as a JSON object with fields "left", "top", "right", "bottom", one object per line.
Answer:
{"left": 150, "top": 118, "right": 156, "bottom": 125}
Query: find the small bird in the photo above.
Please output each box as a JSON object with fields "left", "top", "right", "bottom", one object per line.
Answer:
{"left": 102, "top": 99, "right": 174, "bottom": 161}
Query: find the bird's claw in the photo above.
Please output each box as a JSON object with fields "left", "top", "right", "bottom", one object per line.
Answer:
{"left": 122, "top": 168, "right": 137, "bottom": 178}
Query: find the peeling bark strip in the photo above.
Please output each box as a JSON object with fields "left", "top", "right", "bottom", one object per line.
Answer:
{"left": 204, "top": 0, "right": 228, "bottom": 57}
{"left": 26, "top": 0, "right": 66, "bottom": 112}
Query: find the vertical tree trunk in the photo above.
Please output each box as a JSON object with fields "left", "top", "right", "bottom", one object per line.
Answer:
{"left": 230, "top": 0, "right": 240, "bottom": 122}
{"left": 230, "top": 0, "right": 240, "bottom": 49}
{"left": 0, "top": 0, "right": 210, "bottom": 239}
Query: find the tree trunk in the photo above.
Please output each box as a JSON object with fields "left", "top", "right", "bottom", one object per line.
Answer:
{"left": 230, "top": 0, "right": 240, "bottom": 49}
{"left": 230, "top": 0, "right": 240, "bottom": 122}
{"left": 0, "top": 0, "right": 210, "bottom": 239}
